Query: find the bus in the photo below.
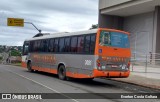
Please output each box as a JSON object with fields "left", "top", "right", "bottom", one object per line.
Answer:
{"left": 22, "top": 28, "right": 131, "bottom": 80}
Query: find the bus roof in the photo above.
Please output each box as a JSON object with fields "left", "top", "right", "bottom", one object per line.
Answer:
{"left": 25, "top": 29, "right": 98, "bottom": 41}
{"left": 25, "top": 28, "right": 130, "bottom": 41}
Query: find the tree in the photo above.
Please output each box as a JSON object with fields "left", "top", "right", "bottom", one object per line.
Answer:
{"left": 89, "top": 24, "right": 98, "bottom": 30}
{"left": 10, "top": 50, "right": 21, "bottom": 56}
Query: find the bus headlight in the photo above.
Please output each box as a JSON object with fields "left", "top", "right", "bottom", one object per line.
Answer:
{"left": 121, "top": 64, "right": 129, "bottom": 70}
{"left": 122, "top": 64, "right": 126, "bottom": 70}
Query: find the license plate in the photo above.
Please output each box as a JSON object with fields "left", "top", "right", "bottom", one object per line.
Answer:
{"left": 111, "top": 65, "right": 118, "bottom": 68}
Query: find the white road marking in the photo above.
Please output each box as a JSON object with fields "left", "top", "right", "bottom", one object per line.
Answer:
{"left": 5, "top": 69, "right": 79, "bottom": 102}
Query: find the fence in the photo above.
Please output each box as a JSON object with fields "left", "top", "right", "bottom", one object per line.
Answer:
{"left": 131, "top": 52, "right": 160, "bottom": 73}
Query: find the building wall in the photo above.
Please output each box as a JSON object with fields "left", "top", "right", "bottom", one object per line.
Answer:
{"left": 98, "top": 0, "right": 160, "bottom": 57}
{"left": 98, "top": 13, "right": 124, "bottom": 30}
{"left": 123, "top": 12, "right": 154, "bottom": 57}
{"left": 99, "top": 0, "right": 132, "bottom": 9}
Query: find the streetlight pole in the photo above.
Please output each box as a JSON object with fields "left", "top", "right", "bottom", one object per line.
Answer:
{"left": 24, "top": 22, "right": 41, "bottom": 33}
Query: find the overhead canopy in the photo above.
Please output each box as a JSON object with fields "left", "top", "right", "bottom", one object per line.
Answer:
{"left": 100, "top": 0, "right": 160, "bottom": 16}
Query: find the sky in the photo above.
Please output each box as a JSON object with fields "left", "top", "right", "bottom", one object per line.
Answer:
{"left": 0, "top": 0, "right": 98, "bottom": 46}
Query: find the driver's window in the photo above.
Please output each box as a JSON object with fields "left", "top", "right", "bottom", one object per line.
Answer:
{"left": 23, "top": 42, "right": 29, "bottom": 55}
{"left": 100, "top": 31, "right": 111, "bottom": 46}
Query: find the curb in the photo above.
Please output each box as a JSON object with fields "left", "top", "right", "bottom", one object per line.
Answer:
{"left": 109, "top": 79, "right": 160, "bottom": 90}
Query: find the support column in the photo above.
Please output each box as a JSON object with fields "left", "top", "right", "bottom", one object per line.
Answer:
{"left": 153, "top": 6, "right": 160, "bottom": 54}
{"left": 98, "top": 12, "right": 124, "bottom": 30}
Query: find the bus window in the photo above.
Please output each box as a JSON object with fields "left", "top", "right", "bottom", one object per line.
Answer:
{"left": 23, "top": 42, "right": 29, "bottom": 55}
{"left": 110, "top": 32, "right": 130, "bottom": 48}
{"left": 64, "top": 37, "right": 70, "bottom": 52}
{"left": 37, "top": 40, "right": 41, "bottom": 52}
{"left": 54, "top": 39, "right": 59, "bottom": 52}
{"left": 41, "top": 40, "right": 49, "bottom": 52}
{"left": 99, "top": 31, "right": 111, "bottom": 46}
{"left": 59, "top": 38, "right": 65, "bottom": 52}
{"left": 77, "top": 36, "right": 84, "bottom": 53}
{"left": 84, "top": 35, "right": 90, "bottom": 53}
{"left": 71, "top": 37, "right": 77, "bottom": 53}
{"left": 100, "top": 30, "right": 130, "bottom": 48}
{"left": 29, "top": 41, "right": 34, "bottom": 52}
{"left": 48, "top": 39, "right": 54, "bottom": 52}
{"left": 33, "top": 41, "right": 38, "bottom": 52}
{"left": 90, "top": 34, "right": 96, "bottom": 53}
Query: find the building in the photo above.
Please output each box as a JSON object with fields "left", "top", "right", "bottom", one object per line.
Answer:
{"left": 98, "top": 0, "right": 160, "bottom": 59}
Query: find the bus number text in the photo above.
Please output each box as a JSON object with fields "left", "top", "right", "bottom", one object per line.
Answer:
{"left": 85, "top": 60, "right": 92, "bottom": 66}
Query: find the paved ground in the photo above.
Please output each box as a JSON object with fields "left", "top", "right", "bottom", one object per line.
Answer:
{"left": 0, "top": 64, "right": 159, "bottom": 102}
{"left": 111, "top": 65, "right": 160, "bottom": 89}
{"left": 130, "top": 65, "right": 160, "bottom": 76}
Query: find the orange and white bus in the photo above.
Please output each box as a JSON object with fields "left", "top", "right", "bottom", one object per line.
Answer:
{"left": 22, "top": 28, "right": 131, "bottom": 80}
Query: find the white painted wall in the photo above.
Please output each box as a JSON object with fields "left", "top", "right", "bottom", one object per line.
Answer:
{"left": 124, "top": 12, "right": 154, "bottom": 58}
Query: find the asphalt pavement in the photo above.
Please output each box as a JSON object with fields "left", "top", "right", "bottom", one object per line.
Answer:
{"left": 0, "top": 64, "right": 159, "bottom": 102}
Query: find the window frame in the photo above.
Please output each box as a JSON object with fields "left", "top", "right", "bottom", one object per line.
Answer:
{"left": 27, "top": 33, "right": 96, "bottom": 55}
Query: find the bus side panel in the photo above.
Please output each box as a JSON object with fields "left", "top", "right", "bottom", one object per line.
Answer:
{"left": 28, "top": 53, "right": 96, "bottom": 78}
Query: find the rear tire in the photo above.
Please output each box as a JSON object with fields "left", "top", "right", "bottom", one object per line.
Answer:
{"left": 58, "top": 65, "right": 66, "bottom": 80}
{"left": 84, "top": 78, "right": 94, "bottom": 81}
{"left": 27, "top": 62, "right": 33, "bottom": 72}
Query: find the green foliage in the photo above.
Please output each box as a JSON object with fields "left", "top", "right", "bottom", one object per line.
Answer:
{"left": 0, "top": 48, "right": 3, "bottom": 53}
{"left": 10, "top": 50, "right": 21, "bottom": 56}
{"left": 0, "top": 57, "right": 2, "bottom": 60}
{"left": 89, "top": 24, "right": 98, "bottom": 30}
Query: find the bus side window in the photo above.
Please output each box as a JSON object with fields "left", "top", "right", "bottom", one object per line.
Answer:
{"left": 40, "top": 40, "right": 49, "bottom": 52}
{"left": 71, "top": 36, "right": 78, "bottom": 53}
{"left": 32, "top": 41, "right": 36, "bottom": 52}
{"left": 54, "top": 39, "right": 59, "bottom": 52}
{"left": 64, "top": 37, "right": 71, "bottom": 52}
{"left": 40, "top": 40, "right": 43, "bottom": 52}
{"left": 45, "top": 40, "right": 49, "bottom": 52}
{"left": 90, "top": 34, "right": 96, "bottom": 53}
{"left": 37, "top": 40, "right": 41, "bottom": 52}
{"left": 34, "top": 40, "right": 40, "bottom": 52}
{"left": 77, "top": 35, "right": 84, "bottom": 53}
{"left": 48, "top": 39, "right": 54, "bottom": 52}
{"left": 84, "top": 35, "right": 91, "bottom": 53}
{"left": 29, "top": 41, "right": 33, "bottom": 52}
{"left": 23, "top": 42, "right": 29, "bottom": 55}
{"left": 59, "top": 38, "right": 65, "bottom": 52}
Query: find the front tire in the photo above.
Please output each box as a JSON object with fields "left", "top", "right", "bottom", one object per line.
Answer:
{"left": 27, "top": 62, "right": 33, "bottom": 72}
{"left": 58, "top": 65, "right": 66, "bottom": 80}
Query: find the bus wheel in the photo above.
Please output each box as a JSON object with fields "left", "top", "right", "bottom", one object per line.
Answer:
{"left": 85, "top": 78, "right": 94, "bottom": 81}
{"left": 27, "top": 62, "right": 33, "bottom": 72}
{"left": 58, "top": 65, "right": 66, "bottom": 80}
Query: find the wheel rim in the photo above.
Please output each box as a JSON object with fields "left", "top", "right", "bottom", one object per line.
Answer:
{"left": 28, "top": 63, "right": 32, "bottom": 71}
{"left": 59, "top": 67, "right": 64, "bottom": 77}
{"left": 58, "top": 66, "right": 66, "bottom": 80}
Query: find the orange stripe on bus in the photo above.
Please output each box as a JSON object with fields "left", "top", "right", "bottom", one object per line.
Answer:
{"left": 66, "top": 72, "right": 93, "bottom": 79}
{"left": 32, "top": 66, "right": 92, "bottom": 78}
{"left": 21, "top": 62, "right": 27, "bottom": 68}
{"left": 32, "top": 66, "right": 57, "bottom": 74}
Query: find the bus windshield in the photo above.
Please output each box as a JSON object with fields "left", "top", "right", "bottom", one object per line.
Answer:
{"left": 99, "top": 30, "right": 130, "bottom": 48}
